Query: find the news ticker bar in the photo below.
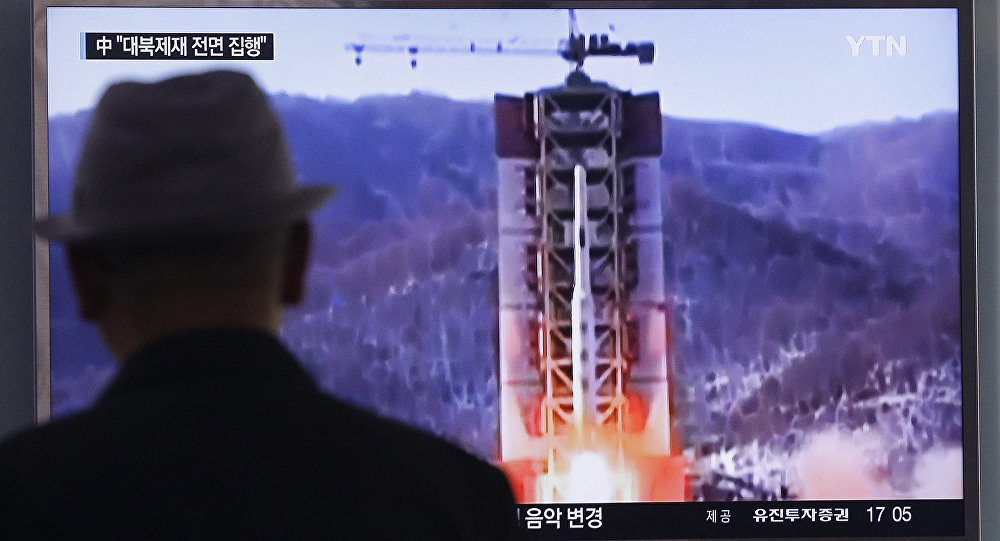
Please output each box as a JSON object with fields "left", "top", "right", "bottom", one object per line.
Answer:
{"left": 517, "top": 499, "right": 964, "bottom": 540}
{"left": 83, "top": 33, "right": 274, "bottom": 60}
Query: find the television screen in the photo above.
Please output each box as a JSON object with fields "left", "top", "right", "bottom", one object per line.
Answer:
{"left": 33, "top": 2, "right": 978, "bottom": 539}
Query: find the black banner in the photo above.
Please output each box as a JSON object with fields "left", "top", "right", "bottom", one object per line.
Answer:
{"left": 517, "top": 499, "right": 964, "bottom": 540}
{"left": 83, "top": 33, "right": 274, "bottom": 60}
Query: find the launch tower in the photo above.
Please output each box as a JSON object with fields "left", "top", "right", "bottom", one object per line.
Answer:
{"left": 496, "top": 69, "right": 686, "bottom": 503}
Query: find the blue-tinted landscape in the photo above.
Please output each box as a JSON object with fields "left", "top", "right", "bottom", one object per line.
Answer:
{"left": 47, "top": 94, "right": 961, "bottom": 500}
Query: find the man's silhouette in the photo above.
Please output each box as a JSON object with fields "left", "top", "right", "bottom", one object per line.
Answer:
{"left": 0, "top": 70, "right": 519, "bottom": 540}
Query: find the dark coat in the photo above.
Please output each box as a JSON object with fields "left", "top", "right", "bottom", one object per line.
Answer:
{"left": 0, "top": 329, "right": 520, "bottom": 540}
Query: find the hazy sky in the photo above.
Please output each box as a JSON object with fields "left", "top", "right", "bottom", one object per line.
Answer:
{"left": 46, "top": 7, "right": 958, "bottom": 134}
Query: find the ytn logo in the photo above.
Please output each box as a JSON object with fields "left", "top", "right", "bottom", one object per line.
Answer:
{"left": 845, "top": 35, "right": 906, "bottom": 56}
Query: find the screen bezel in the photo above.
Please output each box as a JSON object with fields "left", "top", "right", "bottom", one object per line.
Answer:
{"left": 30, "top": 1, "right": 980, "bottom": 539}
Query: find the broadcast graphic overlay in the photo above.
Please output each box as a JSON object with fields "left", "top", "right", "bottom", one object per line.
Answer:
{"left": 39, "top": 6, "right": 972, "bottom": 539}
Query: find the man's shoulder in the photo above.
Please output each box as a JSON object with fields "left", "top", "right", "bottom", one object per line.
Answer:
{"left": 320, "top": 401, "right": 518, "bottom": 538}
{"left": 0, "top": 406, "right": 118, "bottom": 522}
{"left": 0, "top": 367, "right": 483, "bottom": 474}
{"left": 306, "top": 392, "right": 507, "bottom": 485}
{"left": 0, "top": 385, "right": 497, "bottom": 481}
{"left": 0, "top": 389, "right": 520, "bottom": 540}
{"left": 0, "top": 383, "right": 514, "bottom": 497}
{"left": 0, "top": 408, "right": 104, "bottom": 468}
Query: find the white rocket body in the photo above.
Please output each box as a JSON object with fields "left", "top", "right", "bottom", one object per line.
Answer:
{"left": 570, "top": 164, "right": 600, "bottom": 437}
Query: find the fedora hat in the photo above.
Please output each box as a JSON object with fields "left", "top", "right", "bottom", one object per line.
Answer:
{"left": 36, "top": 70, "right": 334, "bottom": 245}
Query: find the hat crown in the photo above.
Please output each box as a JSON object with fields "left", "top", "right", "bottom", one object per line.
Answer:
{"left": 73, "top": 70, "right": 293, "bottom": 226}
{"left": 38, "top": 70, "right": 334, "bottom": 244}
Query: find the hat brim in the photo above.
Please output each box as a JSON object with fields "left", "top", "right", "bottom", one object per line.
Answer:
{"left": 36, "top": 185, "right": 336, "bottom": 246}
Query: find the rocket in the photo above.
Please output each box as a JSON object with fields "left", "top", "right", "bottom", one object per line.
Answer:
{"left": 570, "top": 164, "right": 600, "bottom": 440}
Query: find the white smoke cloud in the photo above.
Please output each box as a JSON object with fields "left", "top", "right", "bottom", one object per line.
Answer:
{"left": 791, "top": 428, "right": 963, "bottom": 500}
{"left": 910, "top": 447, "right": 963, "bottom": 499}
{"left": 792, "top": 429, "right": 890, "bottom": 500}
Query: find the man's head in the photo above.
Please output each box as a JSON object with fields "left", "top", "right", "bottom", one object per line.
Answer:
{"left": 36, "top": 70, "right": 334, "bottom": 359}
